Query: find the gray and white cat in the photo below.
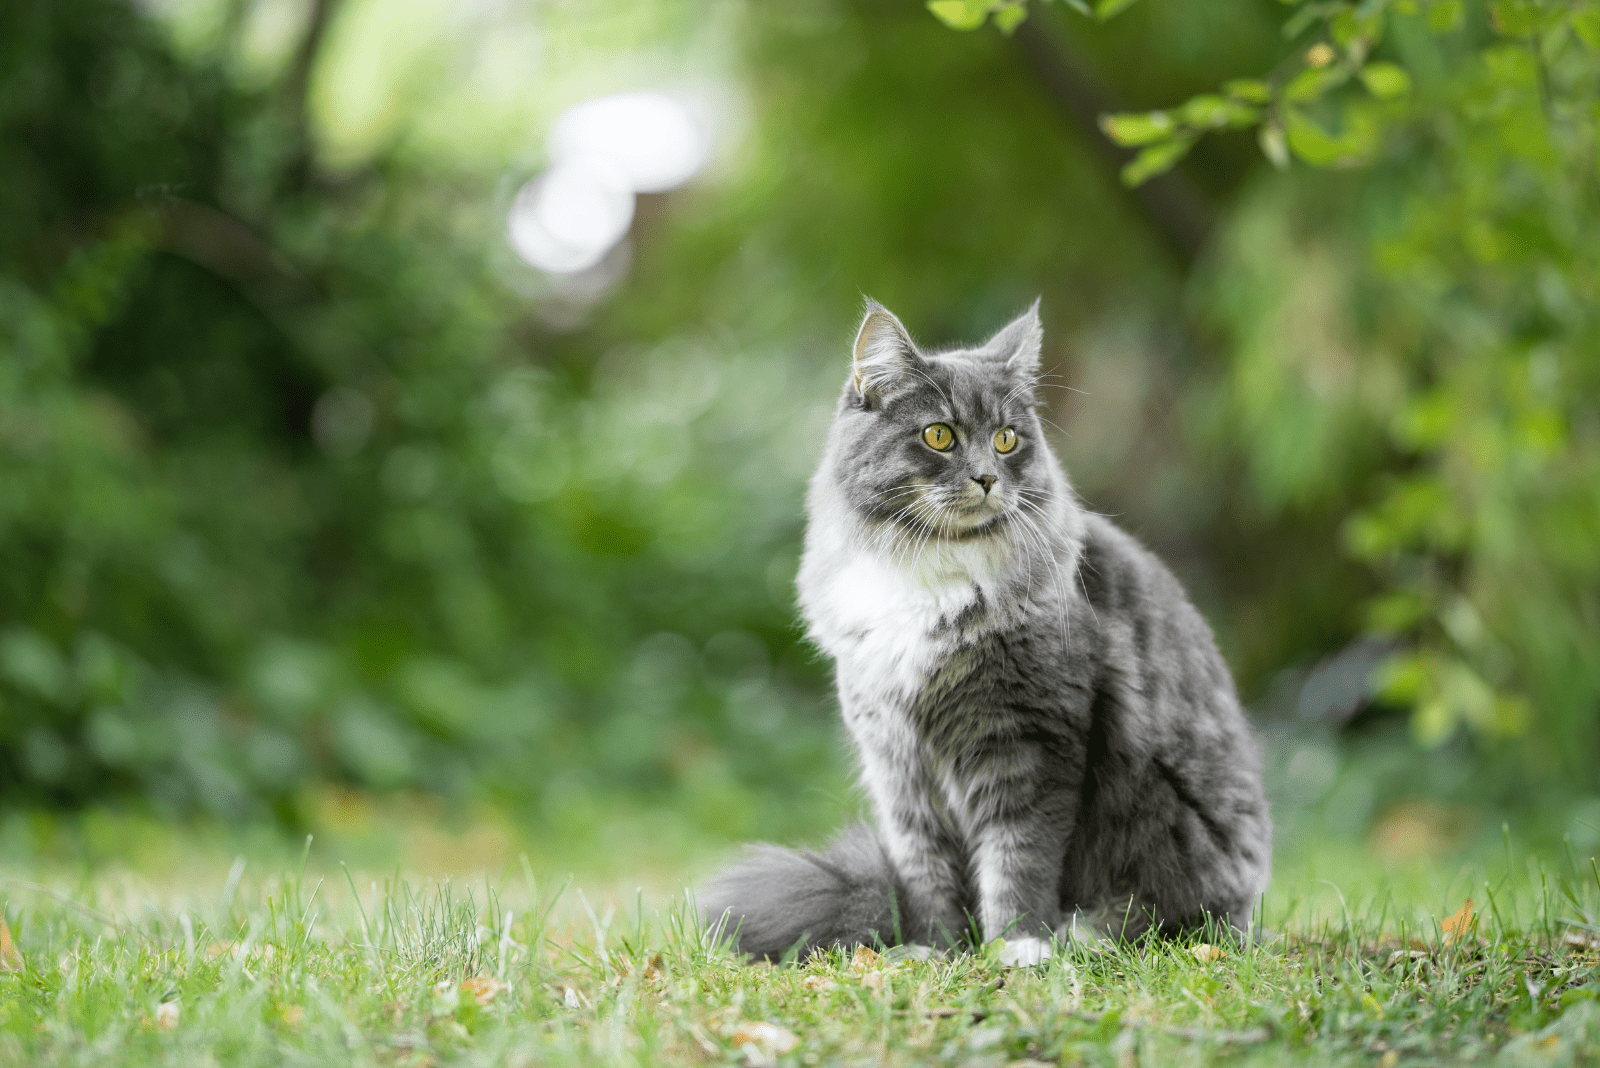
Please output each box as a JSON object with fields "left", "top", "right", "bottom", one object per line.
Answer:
{"left": 703, "top": 301, "right": 1271, "bottom": 965}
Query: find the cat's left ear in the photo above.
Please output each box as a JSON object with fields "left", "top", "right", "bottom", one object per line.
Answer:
{"left": 981, "top": 299, "right": 1043, "bottom": 377}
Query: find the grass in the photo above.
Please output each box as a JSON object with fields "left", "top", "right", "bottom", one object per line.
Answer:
{"left": 4, "top": 824, "right": 1600, "bottom": 1068}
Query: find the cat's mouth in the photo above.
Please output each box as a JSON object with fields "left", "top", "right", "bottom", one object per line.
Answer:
{"left": 921, "top": 496, "right": 1009, "bottom": 538}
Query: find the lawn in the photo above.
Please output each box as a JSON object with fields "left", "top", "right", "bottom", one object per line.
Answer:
{"left": 3, "top": 813, "right": 1600, "bottom": 1067}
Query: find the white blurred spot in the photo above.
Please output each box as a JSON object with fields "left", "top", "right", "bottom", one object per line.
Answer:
{"left": 507, "top": 157, "right": 634, "bottom": 274}
{"left": 508, "top": 90, "right": 708, "bottom": 276}
{"left": 548, "top": 90, "right": 708, "bottom": 194}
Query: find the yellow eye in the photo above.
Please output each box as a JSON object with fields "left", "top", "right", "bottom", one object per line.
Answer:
{"left": 922, "top": 423, "right": 954, "bottom": 451}
{"left": 993, "top": 427, "right": 1017, "bottom": 453}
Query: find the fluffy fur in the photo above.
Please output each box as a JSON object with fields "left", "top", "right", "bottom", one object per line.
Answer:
{"left": 703, "top": 301, "right": 1271, "bottom": 964}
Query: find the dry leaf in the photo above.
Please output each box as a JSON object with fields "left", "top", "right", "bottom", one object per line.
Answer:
{"left": 799, "top": 974, "right": 836, "bottom": 993}
{"left": 563, "top": 986, "right": 582, "bottom": 1009}
{"left": 1190, "top": 943, "right": 1225, "bottom": 963}
{"left": 860, "top": 970, "right": 887, "bottom": 993}
{"left": 731, "top": 1020, "right": 800, "bottom": 1063}
{"left": 0, "top": 920, "right": 20, "bottom": 974}
{"left": 849, "top": 945, "right": 881, "bottom": 973}
{"left": 1442, "top": 898, "right": 1475, "bottom": 942}
{"left": 156, "top": 1000, "right": 181, "bottom": 1031}
{"left": 1379, "top": 1051, "right": 1399, "bottom": 1068}
{"left": 461, "top": 976, "right": 504, "bottom": 1006}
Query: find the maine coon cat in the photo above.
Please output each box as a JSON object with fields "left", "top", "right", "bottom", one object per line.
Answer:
{"left": 703, "top": 301, "right": 1271, "bottom": 966}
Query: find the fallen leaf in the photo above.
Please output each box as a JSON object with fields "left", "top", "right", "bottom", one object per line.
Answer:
{"left": 731, "top": 1020, "right": 800, "bottom": 1060}
{"left": 849, "top": 945, "right": 882, "bottom": 973}
{"left": 281, "top": 1005, "right": 304, "bottom": 1029}
{"left": 0, "top": 920, "right": 20, "bottom": 973}
{"left": 156, "top": 1001, "right": 180, "bottom": 1031}
{"left": 1442, "top": 898, "right": 1475, "bottom": 942}
{"left": 799, "top": 974, "right": 836, "bottom": 993}
{"left": 461, "top": 976, "right": 504, "bottom": 1006}
{"left": 1379, "top": 1051, "right": 1399, "bottom": 1068}
{"left": 860, "top": 970, "right": 887, "bottom": 993}
{"left": 1190, "top": 943, "right": 1225, "bottom": 963}
{"left": 563, "top": 986, "right": 582, "bottom": 1009}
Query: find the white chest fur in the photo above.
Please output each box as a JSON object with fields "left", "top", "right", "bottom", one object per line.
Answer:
{"left": 799, "top": 532, "right": 1015, "bottom": 711}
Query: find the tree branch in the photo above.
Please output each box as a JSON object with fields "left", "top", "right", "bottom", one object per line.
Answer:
{"left": 1011, "top": 12, "right": 1214, "bottom": 265}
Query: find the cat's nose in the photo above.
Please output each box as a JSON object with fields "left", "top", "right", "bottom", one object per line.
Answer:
{"left": 972, "top": 474, "right": 997, "bottom": 494}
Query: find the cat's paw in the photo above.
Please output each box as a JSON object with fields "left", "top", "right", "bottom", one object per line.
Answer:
{"left": 884, "top": 942, "right": 938, "bottom": 963}
{"left": 997, "top": 936, "right": 1051, "bottom": 967}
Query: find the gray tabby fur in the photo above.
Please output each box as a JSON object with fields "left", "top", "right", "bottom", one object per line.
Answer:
{"left": 702, "top": 300, "right": 1271, "bottom": 963}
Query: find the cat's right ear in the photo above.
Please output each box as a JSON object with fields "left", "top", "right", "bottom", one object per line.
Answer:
{"left": 852, "top": 300, "right": 923, "bottom": 407}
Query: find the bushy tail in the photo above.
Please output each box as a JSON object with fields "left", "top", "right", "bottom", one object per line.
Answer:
{"left": 701, "top": 823, "right": 905, "bottom": 961}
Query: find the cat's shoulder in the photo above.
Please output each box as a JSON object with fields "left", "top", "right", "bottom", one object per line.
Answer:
{"left": 1075, "top": 512, "right": 1197, "bottom": 621}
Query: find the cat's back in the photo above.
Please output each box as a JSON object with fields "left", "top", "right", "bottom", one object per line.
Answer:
{"left": 1071, "top": 513, "right": 1249, "bottom": 738}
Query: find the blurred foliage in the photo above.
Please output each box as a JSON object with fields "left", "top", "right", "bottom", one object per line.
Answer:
{"left": 1074, "top": 0, "right": 1600, "bottom": 770}
{"left": 0, "top": 0, "right": 1595, "bottom": 827}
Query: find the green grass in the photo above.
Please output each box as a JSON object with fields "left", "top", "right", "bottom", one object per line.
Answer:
{"left": 4, "top": 829, "right": 1600, "bottom": 1067}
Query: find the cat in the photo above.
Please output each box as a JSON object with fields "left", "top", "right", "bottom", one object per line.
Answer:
{"left": 702, "top": 300, "right": 1271, "bottom": 966}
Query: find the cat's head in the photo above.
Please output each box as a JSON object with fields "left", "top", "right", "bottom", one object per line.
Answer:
{"left": 819, "top": 299, "right": 1059, "bottom": 548}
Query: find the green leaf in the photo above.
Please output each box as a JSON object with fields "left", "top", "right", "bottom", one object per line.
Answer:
{"left": 1180, "top": 94, "right": 1229, "bottom": 127}
{"left": 1573, "top": 10, "right": 1600, "bottom": 50}
{"left": 1095, "top": 0, "right": 1142, "bottom": 19}
{"left": 1180, "top": 94, "right": 1259, "bottom": 128}
{"left": 1060, "top": 0, "right": 1093, "bottom": 15}
{"left": 1374, "top": 650, "right": 1430, "bottom": 704}
{"left": 1329, "top": 9, "right": 1382, "bottom": 48}
{"left": 1120, "top": 136, "right": 1194, "bottom": 186}
{"left": 1360, "top": 62, "right": 1412, "bottom": 99}
{"left": 1099, "top": 110, "right": 1174, "bottom": 146}
{"left": 927, "top": 0, "right": 990, "bottom": 31}
{"left": 1428, "top": 0, "right": 1463, "bottom": 33}
{"left": 1224, "top": 79, "right": 1272, "bottom": 103}
{"left": 993, "top": 2, "right": 1028, "bottom": 33}
{"left": 1285, "top": 109, "right": 1344, "bottom": 165}
{"left": 1284, "top": 65, "right": 1349, "bottom": 103}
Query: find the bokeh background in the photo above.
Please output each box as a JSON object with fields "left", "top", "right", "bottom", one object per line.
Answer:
{"left": 2, "top": 0, "right": 1597, "bottom": 882}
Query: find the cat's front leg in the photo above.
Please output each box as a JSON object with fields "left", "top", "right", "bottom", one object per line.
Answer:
{"left": 855, "top": 738, "right": 970, "bottom": 948}
{"left": 963, "top": 761, "right": 1073, "bottom": 965}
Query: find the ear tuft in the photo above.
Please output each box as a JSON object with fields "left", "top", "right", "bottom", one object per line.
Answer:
{"left": 982, "top": 299, "right": 1043, "bottom": 377}
{"left": 852, "top": 300, "right": 922, "bottom": 401}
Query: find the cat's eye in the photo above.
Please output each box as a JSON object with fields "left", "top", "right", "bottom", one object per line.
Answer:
{"left": 993, "top": 427, "right": 1018, "bottom": 453}
{"left": 922, "top": 424, "right": 955, "bottom": 452}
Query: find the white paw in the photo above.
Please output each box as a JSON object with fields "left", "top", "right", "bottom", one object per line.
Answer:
{"left": 997, "top": 936, "right": 1051, "bottom": 967}
{"left": 1057, "top": 911, "right": 1109, "bottom": 951}
{"left": 884, "top": 942, "right": 937, "bottom": 963}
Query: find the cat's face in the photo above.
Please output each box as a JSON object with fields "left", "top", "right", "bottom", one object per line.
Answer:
{"left": 824, "top": 301, "right": 1056, "bottom": 547}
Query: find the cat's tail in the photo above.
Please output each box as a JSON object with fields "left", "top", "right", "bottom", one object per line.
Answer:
{"left": 700, "top": 823, "right": 906, "bottom": 961}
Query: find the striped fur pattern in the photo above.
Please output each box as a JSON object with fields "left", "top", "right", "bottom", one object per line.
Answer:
{"left": 703, "top": 301, "right": 1271, "bottom": 963}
